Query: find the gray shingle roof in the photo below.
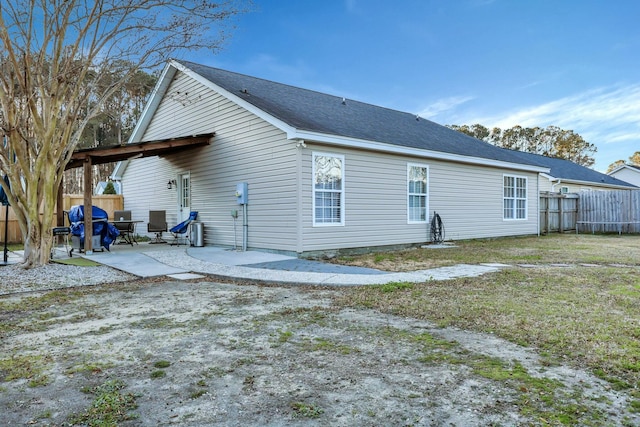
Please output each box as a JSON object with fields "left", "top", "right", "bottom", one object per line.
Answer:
{"left": 176, "top": 60, "right": 636, "bottom": 189}
{"left": 177, "top": 60, "right": 539, "bottom": 167}
{"left": 506, "top": 150, "right": 637, "bottom": 188}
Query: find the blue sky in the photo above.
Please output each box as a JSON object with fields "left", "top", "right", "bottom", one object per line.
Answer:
{"left": 184, "top": 0, "right": 640, "bottom": 172}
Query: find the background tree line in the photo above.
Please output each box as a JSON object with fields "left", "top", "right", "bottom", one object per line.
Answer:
{"left": 63, "top": 66, "right": 157, "bottom": 194}
{"left": 0, "top": 0, "right": 245, "bottom": 267}
{"left": 447, "top": 124, "right": 597, "bottom": 167}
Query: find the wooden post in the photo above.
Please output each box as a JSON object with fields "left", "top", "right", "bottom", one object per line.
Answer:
{"left": 83, "top": 156, "right": 93, "bottom": 253}
{"left": 57, "top": 180, "right": 64, "bottom": 227}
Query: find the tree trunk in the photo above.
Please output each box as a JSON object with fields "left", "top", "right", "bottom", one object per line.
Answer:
{"left": 20, "top": 176, "right": 58, "bottom": 268}
{"left": 22, "top": 220, "right": 54, "bottom": 268}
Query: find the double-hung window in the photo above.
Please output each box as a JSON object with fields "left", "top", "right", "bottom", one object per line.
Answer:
{"left": 408, "top": 164, "right": 428, "bottom": 223}
{"left": 503, "top": 175, "right": 527, "bottom": 220}
{"left": 313, "top": 152, "right": 344, "bottom": 226}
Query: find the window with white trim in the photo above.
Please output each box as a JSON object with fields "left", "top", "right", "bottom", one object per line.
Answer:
{"left": 503, "top": 175, "right": 527, "bottom": 220}
{"left": 408, "top": 164, "right": 428, "bottom": 223}
{"left": 313, "top": 152, "right": 344, "bottom": 225}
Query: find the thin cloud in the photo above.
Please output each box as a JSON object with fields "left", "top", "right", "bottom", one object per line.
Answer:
{"left": 417, "top": 95, "right": 475, "bottom": 119}
{"left": 468, "top": 0, "right": 498, "bottom": 6}
{"left": 476, "top": 84, "right": 640, "bottom": 144}
{"left": 345, "top": 0, "right": 358, "bottom": 13}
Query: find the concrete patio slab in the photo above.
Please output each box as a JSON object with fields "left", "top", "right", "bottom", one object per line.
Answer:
{"left": 167, "top": 273, "right": 206, "bottom": 280}
{"left": 186, "top": 246, "right": 295, "bottom": 266}
{"left": 86, "top": 251, "right": 188, "bottom": 278}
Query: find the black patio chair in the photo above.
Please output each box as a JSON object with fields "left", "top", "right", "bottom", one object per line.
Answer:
{"left": 148, "top": 210, "right": 167, "bottom": 243}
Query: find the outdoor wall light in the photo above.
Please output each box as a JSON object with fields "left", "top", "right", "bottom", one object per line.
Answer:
{"left": 167, "top": 179, "right": 177, "bottom": 189}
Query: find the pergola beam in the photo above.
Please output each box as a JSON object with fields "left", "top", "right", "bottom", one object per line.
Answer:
{"left": 66, "top": 134, "right": 213, "bottom": 170}
{"left": 63, "top": 134, "right": 213, "bottom": 254}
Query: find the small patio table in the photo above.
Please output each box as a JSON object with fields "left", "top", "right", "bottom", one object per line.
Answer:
{"left": 112, "top": 220, "right": 143, "bottom": 245}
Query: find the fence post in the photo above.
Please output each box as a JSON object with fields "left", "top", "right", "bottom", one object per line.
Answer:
{"left": 559, "top": 195, "right": 564, "bottom": 233}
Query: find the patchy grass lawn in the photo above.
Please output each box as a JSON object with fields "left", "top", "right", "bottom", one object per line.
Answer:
{"left": 2, "top": 234, "right": 639, "bottom": 425}
{"left": 333, "top": 234, "right": 640, "bottom": 271}
{"left": 52, "top": 257, "right": 102, "bottom": 267}
{"left": 332, "top": 235, "right": 640, "bottom": 417}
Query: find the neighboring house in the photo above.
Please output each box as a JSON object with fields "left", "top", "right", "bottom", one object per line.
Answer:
{"left": 114, "top": 59, "right": 551, "bottom": 255}
{"left": 506, "top": 151, "right": 638, "bottom": 193}
{"left": 95, "top": 181, "right": 122, "bottom": 195}
{"left": 607, "top": 164, "right": 640, "bottom": 188}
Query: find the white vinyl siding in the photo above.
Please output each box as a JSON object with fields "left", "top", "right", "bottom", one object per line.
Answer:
{"left": 503, "top": 175, "right": 527, "bottom": 220}
{"left": 313, "top": 152, "right": 344, "bottom": 226}
{"left": 407, "top": 163, "right": 428, "bottom": 223}
{"left": 123, "top": 68, "right": 540, "bottom": 255}
{"left": 299, "top": 144, "right": 539, "bottom": 252}
{"left": 609, "top": 167, "right": 640, "bottom": 187}
{"left": 122, "top": 71, "right": 298, "bottom": 250}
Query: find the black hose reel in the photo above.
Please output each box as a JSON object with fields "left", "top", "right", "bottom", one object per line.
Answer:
{"left": 430, "top": 211, "right": 445, "bottom": 244}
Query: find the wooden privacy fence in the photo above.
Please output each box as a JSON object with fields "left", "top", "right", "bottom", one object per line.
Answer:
{"left": 539, "top": 192, "right": 579, "bottom": 234}
{"left": 0, "top": 194, "right": 123, "bottom": 244}
{"left": 577, "top": 190, "right": 640, "bottom": 234}
{"left": 61, "top": 194, "right": 123, "bottom": 219}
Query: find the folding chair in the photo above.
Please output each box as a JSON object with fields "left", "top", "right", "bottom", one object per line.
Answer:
{"left": 148, "top": 210, "right": 167, "bottom": 243}
{"left": 169, "top": 211, "right": 198, "bottom": 246}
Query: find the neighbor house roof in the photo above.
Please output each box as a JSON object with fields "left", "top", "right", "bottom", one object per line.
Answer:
{"left": 608, "top": 163, "right": 640, "bottom": 175}
{"left": 167, "top": 60, "right": 547, "bottom": 173}
{"left": 507, "top": 150, "right": 638, "bottom": 189}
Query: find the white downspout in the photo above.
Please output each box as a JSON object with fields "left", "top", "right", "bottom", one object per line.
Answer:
{"left": 551, "top": 178, "right": 562, "bottom": 193}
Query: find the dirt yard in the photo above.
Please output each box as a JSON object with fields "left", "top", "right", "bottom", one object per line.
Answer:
{"left": 1, "top": 278, "right": 635, "bottom": 426}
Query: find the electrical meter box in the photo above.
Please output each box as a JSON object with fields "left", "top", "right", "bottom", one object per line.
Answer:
{"left": 236, "top": 182, "right": 248, "bottom": 205}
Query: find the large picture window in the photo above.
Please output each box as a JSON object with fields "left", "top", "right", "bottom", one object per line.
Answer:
{"left": 313, "top": 153, "right": 344, "bottom": 226}
{"left": 408, "top": 164, "right": 428, "bottom": 223}
{"left": 503, "top": 175, "right": 527, "bottom": 220}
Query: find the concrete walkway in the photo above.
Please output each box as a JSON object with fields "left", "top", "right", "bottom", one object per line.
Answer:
{"left": 84, "top": 243, "right": 504, "bottom": 286}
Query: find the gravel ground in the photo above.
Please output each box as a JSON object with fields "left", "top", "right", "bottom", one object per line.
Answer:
{"left": 0, "top": 263, "right": 136, "bottom": 296}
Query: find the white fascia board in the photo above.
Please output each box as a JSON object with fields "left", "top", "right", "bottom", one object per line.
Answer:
{"left": 128, "top": 63, "right": 178, "bottom": 144}
{"left": 173, "top": 60, "right": 548, "bottom": 175}
{"left": 110, "top": 160, "right": 128, "bottom": 180}
{"left": 561, "top": 178, "right": 638, "bottom": 190}
{"left": 114, "top": 63, "right": 179, "bottom": 178}
{"left": 291, "top": 130, "right": 549, "bottom": 174}
{"left": 170, "top": 60, "right": 299, "bottom": 137}
{"left": 609, "top": 164, "right": 640, "bottom": 176}
{"left": 607, "top": 165, "right": 625, "bottom": 175}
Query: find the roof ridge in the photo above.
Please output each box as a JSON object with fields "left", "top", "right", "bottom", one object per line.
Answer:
{"left": 175, "top": 59, "right": 437, "bottom": 123}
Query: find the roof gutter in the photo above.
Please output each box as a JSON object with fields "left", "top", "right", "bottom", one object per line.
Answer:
{"left": 288, "top": 131, "right": 549, "bottom": 174}
{"left": 556, "top": 178, "right": 638, "bottom": 190}
{"left": 172, "top": 60, "right": 548, "bottom": 175}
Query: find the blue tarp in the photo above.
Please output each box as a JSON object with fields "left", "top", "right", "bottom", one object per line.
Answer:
{"left": 68, "top": 205, "right": 119, "bottom": 250}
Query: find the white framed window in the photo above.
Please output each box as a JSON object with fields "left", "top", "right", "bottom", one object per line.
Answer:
{"left": 313, "top": 152, "right": 345, "bottom": 226}
{"left": 407, "top": 163, "right": 428, "bottom": 223}
{"left": 503, "top": 174, "right": 527, "bottom": 220}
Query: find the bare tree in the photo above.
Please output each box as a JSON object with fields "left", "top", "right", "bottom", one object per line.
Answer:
{"left": 0, "top": 0, "right": 247, "bottom": 267}
{"left": 62, "top": 65, "right": 157, "bottom": 194}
